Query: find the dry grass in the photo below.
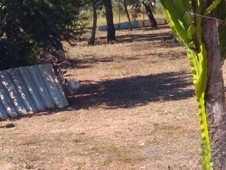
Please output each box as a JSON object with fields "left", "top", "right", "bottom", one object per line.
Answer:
{"left": 1, "top": 26, "right": 224, "bottom": 170}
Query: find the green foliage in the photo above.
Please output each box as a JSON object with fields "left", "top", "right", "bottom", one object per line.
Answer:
{"left": 127, "top": 0, "right": 157, "bottom": 20}
{"left": 0, "top": 0, "right": 83, "bottom": 69}
{"left": 216, "top": 0, "right": 226, "bottom": 62}
{"left": 161, "top": 0, "right": 213, "bottom": 169}
{"left": 112, "top": 1, "right": 125, "bottom": 15}
{"left": 204, "top": 0, "right": 221, "bottom": 15}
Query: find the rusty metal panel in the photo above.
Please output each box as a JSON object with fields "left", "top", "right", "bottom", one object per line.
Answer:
{"left": 0, "top": 64, "right": 68, "bottom": 120}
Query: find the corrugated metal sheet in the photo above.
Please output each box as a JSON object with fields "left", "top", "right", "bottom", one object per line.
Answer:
{"left": 0, "top": 64, "right": 68, "bottom": 120}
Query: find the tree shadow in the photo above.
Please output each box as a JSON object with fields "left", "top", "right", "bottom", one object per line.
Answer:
{"left": 89, "top": 25, "right": 177, "bottom": 45}
{"left": 116, "top": 32, "right": 171, "bottom": 43}
{"left": 68, "top": 57, "right": 115, "bottom": 69}
{"left": 71, "top": 72, "right": 194, "bottom": 110}
{"left": 143, "top": 51, "right": 186, "bottom": 61}
{"left": 68, "top": 56, "right": 142, "bottom": 69}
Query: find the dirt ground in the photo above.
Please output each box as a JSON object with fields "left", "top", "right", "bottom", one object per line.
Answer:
{"left": 1, "top": 26, "right": 224, "bottom": 170}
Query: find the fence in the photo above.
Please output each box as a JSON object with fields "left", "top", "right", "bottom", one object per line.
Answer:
{"left": 98, "top": 18, "right": 166, "bottom": 31}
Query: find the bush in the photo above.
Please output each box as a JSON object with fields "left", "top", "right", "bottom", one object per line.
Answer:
{"left": 0, "top": 0, "right": 83, "bottom": 70}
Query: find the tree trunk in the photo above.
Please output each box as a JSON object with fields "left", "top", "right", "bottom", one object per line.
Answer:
{"left": 89, "top": 0, "right": 97, "bottom": 45}
{"left": 118, "top": 0, "right": 121, "bottom": 30}
{"left": 103, "top": 0, "right": 116, "bottom": 42}
{"left": 202, "top": 7, "right": 226, "bottom": 170}
{"left": 142, "top": 1, "right": 157, "bottom": 28}
{"left": 123, "top": 0, "right": 132, "bottom": 31}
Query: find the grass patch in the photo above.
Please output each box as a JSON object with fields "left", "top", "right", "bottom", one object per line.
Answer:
{"left": 100, "top": 144, "right": 143, "bottom": 163}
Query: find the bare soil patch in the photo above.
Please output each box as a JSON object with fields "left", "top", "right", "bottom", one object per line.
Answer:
{"left": 1, "top": 26, "right": 223, "bottom": 169}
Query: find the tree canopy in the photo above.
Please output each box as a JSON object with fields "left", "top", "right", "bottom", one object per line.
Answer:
{"left": 0, "top": 0, "right": 83, "bottom": 69}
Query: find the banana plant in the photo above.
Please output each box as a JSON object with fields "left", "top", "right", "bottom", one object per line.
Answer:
{"left": 160, "top": 0, "right": 226, "bottom": 169}
{"left": 217, "top": 0, "right": 226, "bottom": 62}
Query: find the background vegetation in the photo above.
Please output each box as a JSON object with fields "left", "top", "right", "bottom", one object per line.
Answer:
{"left": 0, "top": 0, "right": 162, "bottom": 70}
{"left": 0, "top": 0, "right": 83, "bottom": 69}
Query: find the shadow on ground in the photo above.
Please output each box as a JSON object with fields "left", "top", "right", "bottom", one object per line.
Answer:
{"left": 71, "top": 72, "right": 194, "bottom": 109}
{"left": 18, "top": 72, "right": 194, "bottom": 120}
{"left": 68, "top": 56, "right": 141, "bottom": 70}
{"left": 82, "top": 25, "right": 178, "bottom": 45}
{"left": 115, "top": 32, "right": 170, "bottom": 43}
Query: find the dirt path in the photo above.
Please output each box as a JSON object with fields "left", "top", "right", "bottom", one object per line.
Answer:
{"left": 0, "top": 26, "right": 215, "bottom": 169}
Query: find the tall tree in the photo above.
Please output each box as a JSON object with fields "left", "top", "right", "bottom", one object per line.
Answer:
{"left": 102, "top": 0, "right": 116, "bottom": 42}
{"left": 123, "top": 0, "right": 133, "bottom": 30}
{"left": 89, "top": 0, "right": 98, "bottom": 45}
{"left": 128, "top": 0, "right": 158, "bottom": 28}
{"left": 142, "top": 0, "right": 157, "bottom": 28}
{"left": 161, "top": 0, "right": 226, "bottom": 169}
